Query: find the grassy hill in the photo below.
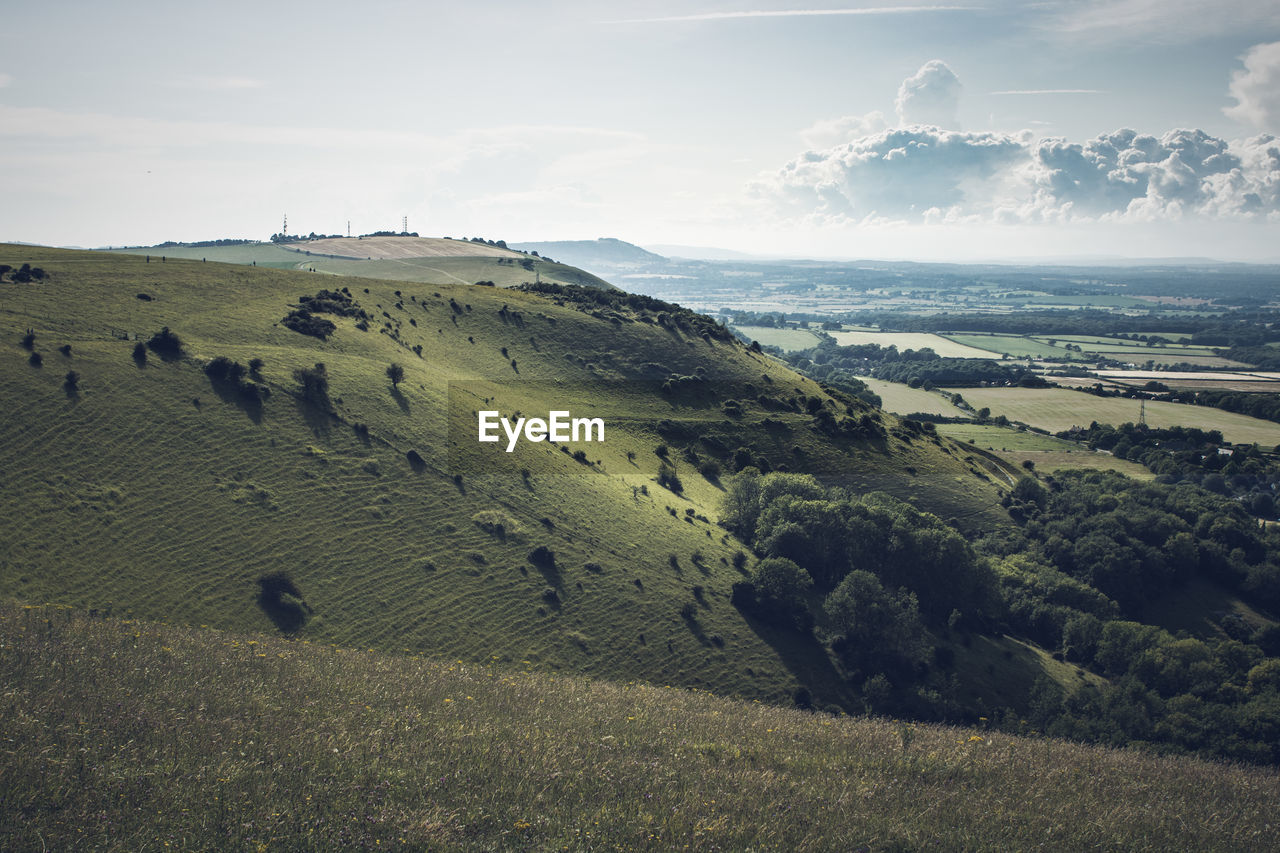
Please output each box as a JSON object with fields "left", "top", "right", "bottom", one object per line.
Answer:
{"left": 0, "top": 244, "right": 1018, "bottom": 713}
{"left": 3, "top": 603, "right": 1276, "bottom": 851}
{"left": 107, "top": 237, "right": 616, "bottom": 290}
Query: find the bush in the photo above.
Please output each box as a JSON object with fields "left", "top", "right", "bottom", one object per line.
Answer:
{"left": 132, "top": 341, "right": 147, "bottom": 364}
{"left": 256, "top": 572, "right": 311, "bottom": 633}
{"left": 282, "top": 310, "right": 337, "bottom": 339}
{"left": 28, "top": 352, "right": 42, "bottom": 367}
{"left": 749, "top": 557, "right": 814, "bottom": 631}
{"left": 20, "top": 330, "right": 35, "bottom": 350}
{"left": 657, "top": 463, "right": 683, "bottom": 494}
{"left": 386, "top": 362, "right": 405, "bottom": 385}
{"left": 529, "top": 545, "right": 556, "bottom": 568}
{"left": 146, "top": 327, "right": 183, "bottom": 358}
{"left": 64, "top": 370, "right": 79, "bottom": 389}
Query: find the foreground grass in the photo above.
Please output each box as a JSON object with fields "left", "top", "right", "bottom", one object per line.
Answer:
{"left": 2, "top": 605, "right": 1276, "bottom": 851}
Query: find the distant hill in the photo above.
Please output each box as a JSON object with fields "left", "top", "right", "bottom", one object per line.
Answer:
{"left": 107, "top": 237, "right": 617, "bottom": 290}
{"left": 511, "top": 238, "right": 667, "bottom": 270}
{"left": 647, "top": 243, "right": 760, "bottom": 260}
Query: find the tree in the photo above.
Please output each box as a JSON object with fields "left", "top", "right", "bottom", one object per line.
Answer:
{"left": 294, "top": 362, "right": 331, "bottom": 410}
{"left": 825, "top": 570, "right": 929, "bottom": 669}
{"left": 386, "top": 362, "right": 405, "bottom": 386}
{"left": 64, "top": 370, "right": 80, "bottom": 390}
{"left": 749, "top": 557, "right": 814, "bottom": 630}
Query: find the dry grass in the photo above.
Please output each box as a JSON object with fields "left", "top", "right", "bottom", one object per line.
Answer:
{"left": 2, "top": 604, "right": 1277, "bottom": 852}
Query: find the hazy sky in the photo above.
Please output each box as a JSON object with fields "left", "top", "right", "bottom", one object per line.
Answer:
{"left": 2, "top": 0, "right": 1279, "bottom": 260}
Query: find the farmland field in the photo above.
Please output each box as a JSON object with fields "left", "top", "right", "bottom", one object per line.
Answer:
{"left": 858, "top": 378, "right": 970, "bottom": 417}
{"left": 953, "top": 387, "right": 1280, "bottom": 445}
{"left": 935, "top": 423, "right": 1079, "bottom": 452}
{"left": 733, "top": 325, "right": 824, "bottom": 351}
{"left": 995, "top": 450, "right": 1156, "bottom": 481}
{"left": 942, "top": 334, "right": 1075, "bottom": 359}
{"left": 830, "top": 331, "right": 1000, "bottom": 358}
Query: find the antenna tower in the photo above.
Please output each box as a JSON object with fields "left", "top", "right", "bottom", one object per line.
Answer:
{"left": 1139, "top": 398, "right": 1147, "bottom": 427}
{"left": 402, "top": 215, "right": 408, "bottom": 235}
{"left": 347, "top": 220, "right": 351, "bottom": 238}
{"left": 282, "top": 214, "right": 287, "bottom": 236}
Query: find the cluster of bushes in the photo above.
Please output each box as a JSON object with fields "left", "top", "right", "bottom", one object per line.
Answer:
{"left": 282, "top": 289, "right": 368, "bottom": 339}
{"left": 146, "top": 327, "right": 183, "bottom": 359}
{"left": 1, "top": 263, "right": 47, "bottom": 283}
{"left": 518, "top": 282, "right": 734, "bottom": 342}
{"left": 722, "top": 467, "right": 1280, "bottom": 763}
{"left": 204, "top": 355, "right": 267, "bottom": 401}
{"left": 1062, "top": 422, "right": 1280, "bottom": 516}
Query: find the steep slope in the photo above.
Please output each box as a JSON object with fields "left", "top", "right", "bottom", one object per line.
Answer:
{"left": 0, "top": 244, "right": 1011, "bottom": 709}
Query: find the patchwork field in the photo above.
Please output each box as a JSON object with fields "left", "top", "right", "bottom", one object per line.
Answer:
{"left": 942, "top": 333, "right": 1075, "bottom": 360}
{"left": 859, "top": 377, "right": 970, "bottom": 417}
{"left": 732, "top": 324, "right": 824, "bottom": 351}
{"left": 830, "top": 331, "right": 1000, "bottom": 358}
{"left": 953, "top": 387, "right": 1280, "bottom": 446}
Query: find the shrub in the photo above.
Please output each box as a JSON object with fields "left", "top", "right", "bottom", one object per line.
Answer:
{"left": 247, "top": 357, "right": 264, "bottom": 380}
{"left": 146, "top": 327, "right": 183, "bottom": 358}
{"left": 132, "top": 341, "right": 147, "bottom": 364}
{"left": 20, "top": 330, "right": 35, "bottom": 350}
{"left": 657, "top": 463, "right": 683, "bottom": 494}
{"left": 28, "top": 352, "right": 42, "bottom": 367}
{"left": 64, "top": 370, "right": 79, "bottom": 389}
{"left": 529, "top": 545, "right": 556, "bottom": 568}
{"left": 58, "top": 344, "right": 71, "bottom": 357}
{"left": 386, "top": 362, "right": 405, "bottom": 386}
{"left": 256, "top": 572, "right": 311, "bottom": 633}
{"left": 282, "top": 310, "right": 337, "bottom": 339}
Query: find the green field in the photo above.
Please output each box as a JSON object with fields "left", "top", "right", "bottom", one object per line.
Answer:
{"left": 830, "top": 331, "right": 1000, "bottom": 358}
{"left": 5, "top": 604, "right": 1277, "bottom": 852}
{"left": 859, "top": 377, "right": 970, "bottom": 417}
{"left": 732, "top": 324, "right": 824, "bottom": 351}
{"left": 995, "top": 450, "right": 1156, "bottom": 481}
{"left": 953, "top": 387, "right": 1280, "bottom": 446}
{"left": 935, "top": 423, "right": 1080, "bottom": 452}
{"left": 942, "top": 333, "right": 1077, "bottom": 360}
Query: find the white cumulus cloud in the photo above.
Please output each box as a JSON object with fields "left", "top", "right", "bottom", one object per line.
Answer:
{"left": 1225, "top": 42, "right": 1280, "bottom": 133}
{"left": 895, "top": 60, "right": 962, "bottom": 127}
{"left": 754, "top": 126, "right": 1280, "bottom": 226}
{"left": 800, "top": 111, "right": 888, "bottom": 149}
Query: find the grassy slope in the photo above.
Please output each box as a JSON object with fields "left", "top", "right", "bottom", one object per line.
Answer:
{"left": 0, "top": 245, "right": 1016, "bottom": 713}
{"left": 3, "top": 604, "right": 1276, "bottom": 852}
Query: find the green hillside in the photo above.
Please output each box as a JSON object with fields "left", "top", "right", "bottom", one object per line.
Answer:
{"left": 0, "top": 245, "right": 1011, "bottom": 712}
{"left": 4, "top": 604, "right": 1277, "bottom": 851}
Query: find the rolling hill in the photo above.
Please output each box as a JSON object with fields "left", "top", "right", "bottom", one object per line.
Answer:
{"left": 0, "top": 243, "right": 1025, "bottom": 713}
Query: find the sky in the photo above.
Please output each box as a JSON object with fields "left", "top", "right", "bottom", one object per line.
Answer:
{"left": 2, "top": 0, "right": 1279, "bottom": 261}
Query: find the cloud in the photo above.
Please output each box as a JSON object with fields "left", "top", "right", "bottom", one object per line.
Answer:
{"left": 603, "top": 7, "right": 982, "bottom": 24}
{"left": 1046, "top": 0, "right": 1280, "bottom": 44}
{"left": 1225, "top": 42, "right": 1280, "bottom": 133}
{"left": 751, "top": 126, "right": 1029, "bottom": 221}
{"left": 753, "top": 126, "right": 1280, "bottom": 225}
{"left": 895, "top": 60, "right": 962, "bottom": 127}
{"left": 801, "top": 112, "right": 888, "bottom": 148}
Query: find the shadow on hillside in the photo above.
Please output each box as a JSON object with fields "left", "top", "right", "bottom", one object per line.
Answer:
{"left": 390, "top": 385, "right": 410, "bottom": 414}
{"left": 738, "top": 610, "right": 853, "bottom": 712}
{"left": 257, "top": 573, "right": 312, "bottom": 635}
{"left": 294, "top": 397, "right": 333, "bottom": 437}
{"left": 208, "top": 378, "right": 263, "bottom": 424}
